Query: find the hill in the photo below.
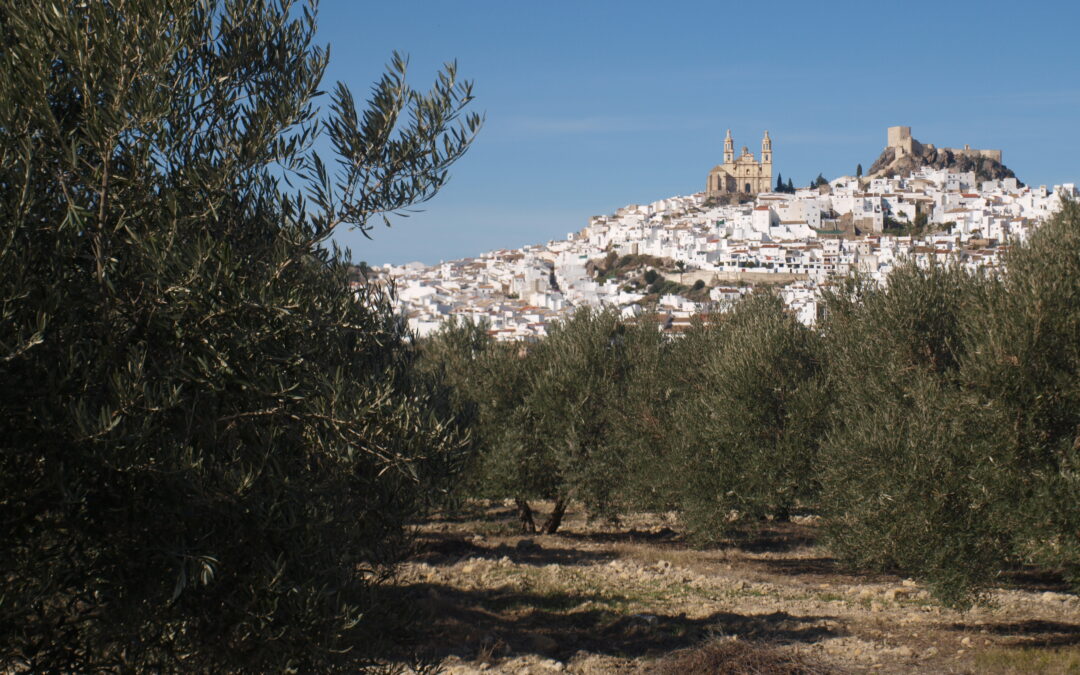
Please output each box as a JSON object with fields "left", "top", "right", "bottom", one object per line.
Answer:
{"left": 867, "top": 126, "right": 1019, "bottom": 184}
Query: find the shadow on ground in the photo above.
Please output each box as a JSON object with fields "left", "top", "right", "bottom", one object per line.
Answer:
{"left": 555, "top": 527, "right": 682, "bottom": 546}
{"left": 406, "top": 582, "right": 845, "bottom": 663}
{"left": 719, "top": 523, "right": 819, "bottom": 554}
{"left": 412, "top": 532, "right": 615, "bottom": 568}
{"left": 946, "top": 620, "right": 1080, "bottom": 648}
{"left": 554, "top": 522, "right": 816, "bottom": 555}
{"left": 1000, "top": 567, "right": 1074, "bottom": 594}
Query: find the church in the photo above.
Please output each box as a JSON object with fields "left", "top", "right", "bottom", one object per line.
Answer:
{"left": 706, "top": 130, "right": 772, "bottom": 197}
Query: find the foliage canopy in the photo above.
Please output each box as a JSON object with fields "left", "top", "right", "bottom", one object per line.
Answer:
{"left": 0, "top": 0, "right": 479, "bottom": 670}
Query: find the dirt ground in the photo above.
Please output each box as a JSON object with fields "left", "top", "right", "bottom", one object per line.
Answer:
{"left": 395, "top": 501, "right": 1080, "bottom": 674}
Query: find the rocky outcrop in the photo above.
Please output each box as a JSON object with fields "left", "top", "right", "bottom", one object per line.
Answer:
{"left": 867, "top": 145, "right": 1019, "bottom": 184}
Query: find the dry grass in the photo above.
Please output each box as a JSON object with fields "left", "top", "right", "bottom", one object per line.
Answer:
{"left": 405, "top": 501, "right": 1080, "bottom": 674}
{"left": 974, "top": 645, "right": 1080, "bottom": 674}
{"left": 645, "top": 638, "right": 837, "bottom": 675}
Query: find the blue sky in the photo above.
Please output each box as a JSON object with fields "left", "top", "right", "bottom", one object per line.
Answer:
{"left": 317, "top": 0, "right": 1080, "bottom": 265}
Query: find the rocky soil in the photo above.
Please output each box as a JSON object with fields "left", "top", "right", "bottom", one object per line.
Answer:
{"left": 394, "top": 502, "right": 1079, "bottom": 674}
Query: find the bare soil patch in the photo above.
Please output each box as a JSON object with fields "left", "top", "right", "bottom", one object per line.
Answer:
{"left": 394, "top": 502, "right": 1080, "bottom": 674}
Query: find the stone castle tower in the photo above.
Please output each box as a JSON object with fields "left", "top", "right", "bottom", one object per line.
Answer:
{"left": 886, "top": 125, "right": 1001, "bottom": 163}
{"left": 706, "top": 130, "right": 772, "bottom": 198}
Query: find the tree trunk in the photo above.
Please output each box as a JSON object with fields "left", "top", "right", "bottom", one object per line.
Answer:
{"left": 541, "top": 497, "right": 568, "bottom": 534}
{"left": 515, "top": 498, "right": 536, "bottom": 533}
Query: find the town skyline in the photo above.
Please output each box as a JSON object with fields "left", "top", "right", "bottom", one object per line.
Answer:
{"left": 377, "top": 137, "right": 1075, "bottom": 341}
{"left": 317, "top": 1, "right": 1080, "bottom": 266}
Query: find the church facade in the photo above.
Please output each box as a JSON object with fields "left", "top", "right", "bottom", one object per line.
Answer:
{"left": 706, "top": 130, "right": 772, "bottom": 198}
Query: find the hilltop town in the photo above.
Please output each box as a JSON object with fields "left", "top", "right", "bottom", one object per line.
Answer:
{"left": 374, "top": 127, "right": 1076, "bottom": 340}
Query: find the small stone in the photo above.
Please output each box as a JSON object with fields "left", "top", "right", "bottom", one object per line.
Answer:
{"left": 924, "top": 646, "right": 939, "bottom": 657}
{"left": 960, "top": 636, "right": 973, "bottom": 647}
{"left": 902, "top": 578, "right": 918, "bottom": 588}
{"left": 895, "top": 646, "right": 914, "bottom": 658}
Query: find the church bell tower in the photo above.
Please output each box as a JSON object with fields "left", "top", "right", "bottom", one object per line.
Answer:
{"left": 723, "top": 129, "right": 734, "bottom": 165}
{"left": 761, "top": 130, "right": 772, "bottom": 166}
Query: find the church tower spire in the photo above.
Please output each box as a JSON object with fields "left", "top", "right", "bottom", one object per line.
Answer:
{"left": 723, "top": 129, "right": 734, "bottom": 165}
{"left": 761, "top": 130, "right": 772, "bottom": 166}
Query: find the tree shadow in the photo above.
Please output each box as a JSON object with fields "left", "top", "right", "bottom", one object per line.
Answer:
{"left": 404, "top": 582, "right": 846, "bottom": 662}
{"left": 555, "top": 526, "right": 682, "bottom": 545}
{"left": 945, "top": 620, "right": 1080, "bottom": 648}
{"left": 999, "top": 566, "right": 1074, "bottom": 594}
{"left": 411, "top": 532, "right": 615, "bottom": 567}
{"left": 420, "top": 503, "right": 517, "bottom": 525}
{"left": 557, "top": 522, "right": 819, "bottom": 556}
{"left": 719, "top": 523, "right": 819, "bottom": 554}
{"left": 752, "top": 556, "right": 844, "bottom": 577}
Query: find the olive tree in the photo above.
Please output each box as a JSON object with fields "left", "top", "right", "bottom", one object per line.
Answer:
{"left": 0, "top": 0, "right": 479, "bottom": 670}
{"left": 961, "top": 201, "right": 1080, "bottom": 591}
{"left": 816, "top": 263, "right": 1010, "bottom": 607}
{"left": 672, "top": 292, "right": 825, "bottom": 543}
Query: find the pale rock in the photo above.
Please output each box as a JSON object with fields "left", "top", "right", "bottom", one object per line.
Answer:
{"left": 1041, "top": 591, "right": 1074, "bottom": 604}
{"left": 885, "top": 588, "right": 914, "bottom": 601}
